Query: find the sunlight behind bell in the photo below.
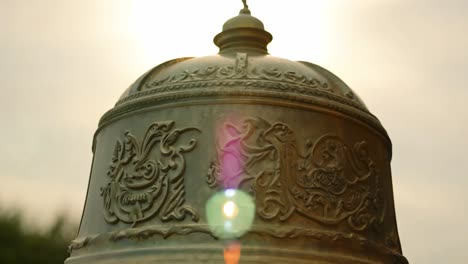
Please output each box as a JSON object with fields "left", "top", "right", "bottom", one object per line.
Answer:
{"left": 127, "top": 0, "right": 333, "bottom": 66}
{"left": 127, "top": 0, "right": 229, "bottom": 66}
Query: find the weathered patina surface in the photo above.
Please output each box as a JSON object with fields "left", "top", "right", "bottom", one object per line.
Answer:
{"left": 66, "top": 2, "right": 408, "bottom": 263}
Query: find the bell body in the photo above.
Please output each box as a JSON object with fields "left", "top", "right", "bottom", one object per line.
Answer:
{"left": 66, "top": 7, "right": 408, "bottom": 264}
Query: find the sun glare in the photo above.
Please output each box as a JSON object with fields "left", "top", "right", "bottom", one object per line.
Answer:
{"left": 263, "top": 0, "right": 333, "bottom": 62}
{"left": 127, "top": 0, "right": 333, "bottom": 66}
{"left": 127, "top": 0, "right": 224, "bottom": 67}
{"left": 223, "top": 201, "right": 239, "bottom": 219}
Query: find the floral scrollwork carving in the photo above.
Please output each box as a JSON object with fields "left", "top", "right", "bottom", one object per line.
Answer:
{"left": 142, "top": 53, "right": 329, "bottom": 91}
{"left": 144, "top": 65, "right": 329, "bottom": 90}
{"left": 207, "top": 117, "right": 385, "bottom": 232}
{"left": 101, "top": 121, "right": 200, "bottom": 227}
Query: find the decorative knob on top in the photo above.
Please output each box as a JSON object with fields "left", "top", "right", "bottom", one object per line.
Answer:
{"left": 214, "top": 0, "right": 272, "bottom": 54}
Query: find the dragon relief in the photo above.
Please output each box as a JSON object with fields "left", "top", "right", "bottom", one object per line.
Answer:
{"left": 101, "top": 121, "right": 200, "bottom": 227}
{"left": 207, "top": 117, "right": 385, "bottom": 232}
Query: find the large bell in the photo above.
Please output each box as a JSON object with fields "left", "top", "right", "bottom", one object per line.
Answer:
{"left": 66, "top": 3, "right": 408, "bottom": 264}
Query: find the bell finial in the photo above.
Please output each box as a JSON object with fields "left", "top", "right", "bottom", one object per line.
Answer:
{"left": 213, "top": 0, "right": 272, "bottom": 53}
{"left": 240, "top": 0, "right": 251, "bottom": 14}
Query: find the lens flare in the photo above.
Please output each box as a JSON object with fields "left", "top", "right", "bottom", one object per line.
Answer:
{"left": 225, "top": 189, "right": 236, "bottom": 197}
{"left": 206, "top": 189, "right": 255, "bottom": 239}
{"left": 224, "top": 242, "right": 241, "bottom": 264}
{"left": 223, "top": 201, "right": 238, "bottom": 219}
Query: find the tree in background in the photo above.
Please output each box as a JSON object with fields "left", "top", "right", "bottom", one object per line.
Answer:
{"left": 0, "top": 209, "right": 76, "bottom": 264}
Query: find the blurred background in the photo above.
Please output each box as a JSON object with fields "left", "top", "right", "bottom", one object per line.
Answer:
{"left": 1, "top": 0, "right": 467, "bottom": 263}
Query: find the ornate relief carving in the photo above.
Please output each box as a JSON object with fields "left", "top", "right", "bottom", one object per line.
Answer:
{"left": 69, "top": 224, "right": 400, "bottom": 258}
{"left": 107, "top": 86, "right": 384, "bottom": 147}
{"left": 207, "top": 117, "right": 385, "bottom": 232}
{"left": 69, "top": 225, "right": 369, "bottom": 251}
{"left": 68, "top": 237, "right": 90, "bottom": 253}
{"left": 141, "top": 53, "right": 329, "bottom": 92}
{"left": 100, "top": 121, "right": 200, "bottom": 226}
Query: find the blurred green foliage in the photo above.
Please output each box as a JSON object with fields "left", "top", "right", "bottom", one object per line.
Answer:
{"left": 0, "top": 209, "right": 76, "bottom": 264}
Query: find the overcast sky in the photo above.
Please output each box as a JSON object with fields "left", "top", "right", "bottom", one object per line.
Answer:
{"left": 1, "top": 0, "right": 467, "bottom": 263}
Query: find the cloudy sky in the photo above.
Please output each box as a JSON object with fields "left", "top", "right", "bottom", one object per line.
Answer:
{"left": 1, "top": 0, "right": 467, "bottom": 263}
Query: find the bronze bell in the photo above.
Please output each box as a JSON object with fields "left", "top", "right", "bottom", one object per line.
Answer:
{"left": 66, "top": 2, "right": 408, "bottom": 263}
